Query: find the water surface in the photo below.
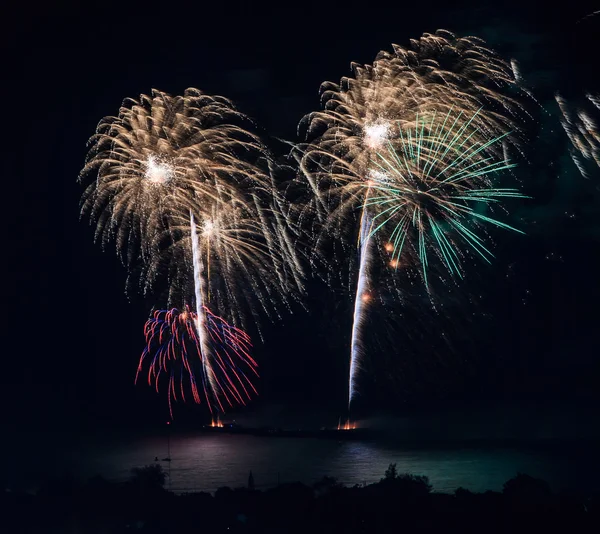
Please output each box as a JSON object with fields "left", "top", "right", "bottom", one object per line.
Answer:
{"left": 56, "top": 432, "right": 599, "bottom": 494}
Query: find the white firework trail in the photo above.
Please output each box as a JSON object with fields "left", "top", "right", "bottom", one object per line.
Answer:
{"left": 190, "top": 212, "right": 218, "bottom": 405}
{"left": 348, "top": 211, "right": 373, "bottom": 409}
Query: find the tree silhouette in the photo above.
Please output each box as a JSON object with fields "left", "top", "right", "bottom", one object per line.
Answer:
{"left": 383, "top": 463, "right": 399, "bottom": 481}
{"left": 380, "top": 464, "right": 432, "bottom": 495}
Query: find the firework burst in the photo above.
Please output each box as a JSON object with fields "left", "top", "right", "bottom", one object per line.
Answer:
{"left": 79, "top": 88, "right": 302, "bottom": 315}
{"left": 298, "top": 31, "right": 528, "bottom": 409}
{"left": 297, "top": 30, "right": 528, "bottom": 277}
{"left": 153, "top": 178, "right": 304, "bottom": 328}
{"left": 80, "top": 89, "right": 261, "bottom": 270}
{"left": 342, "top": 110, "right": 525, "bottom": 407}
{"left": 299, "top": 30, "right": 526, "bottom": 224}
{"left": 365, "top": 110, "right": 525, "bottom": 285}
{"left": 136, "top": 306, "right": 258, "bottom": 418}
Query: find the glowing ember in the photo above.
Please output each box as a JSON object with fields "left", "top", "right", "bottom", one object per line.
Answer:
{"left": 363, "top": 122, "right": 390, "bottom": 149}
{"left": 144, "top": 155, "right": 174, "bottom": 184}
{"left": 203, "top": 219, "right": 215, "bottom": 237}
{"left": 367, "top": 169, "right": 391, "bottom": 184}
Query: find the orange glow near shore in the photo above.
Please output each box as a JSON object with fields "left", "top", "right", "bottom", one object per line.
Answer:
{"left": 337, "top": 419, "right": 357, "bottom": 431}
{"left": 210, "top": 418, "right": 224, "bottom": 428}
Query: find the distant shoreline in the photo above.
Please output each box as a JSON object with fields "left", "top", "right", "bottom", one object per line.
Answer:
{"left": 198, "top": 426, "right": 600, "bottom": 448}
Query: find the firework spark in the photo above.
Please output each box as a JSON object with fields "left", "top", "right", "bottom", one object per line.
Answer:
{"left": 136, "top": 306, "right": 257, "bottom": 418}
{"left": 556, "top": 93, "right": 600, "bottom": 178}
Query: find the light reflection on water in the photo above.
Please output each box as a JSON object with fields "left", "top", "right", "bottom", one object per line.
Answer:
{"left": 71, "top": 433, "right": 595, "bottom": 494}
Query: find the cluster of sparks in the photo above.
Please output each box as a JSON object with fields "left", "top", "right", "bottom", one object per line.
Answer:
{"left": 556, "top": 93, "right": 600, "bottom": 179}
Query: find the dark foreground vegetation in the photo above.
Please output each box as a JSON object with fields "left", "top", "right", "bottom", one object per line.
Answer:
{"left": 3, "top": 464, "right": 599, "bottom": 533}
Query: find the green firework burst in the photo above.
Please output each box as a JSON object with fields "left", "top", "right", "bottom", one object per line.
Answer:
{"left": 364, "top": 109, "right": 526, "bottom": 286}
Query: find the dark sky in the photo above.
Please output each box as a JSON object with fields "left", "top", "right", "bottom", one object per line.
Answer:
{"left": 6, "top": 0, "right": 600, "bottom": 433}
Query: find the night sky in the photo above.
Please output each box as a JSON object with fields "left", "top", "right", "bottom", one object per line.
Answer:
{"left": 6, "top": 0, "right": 600, "bottom": 435}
